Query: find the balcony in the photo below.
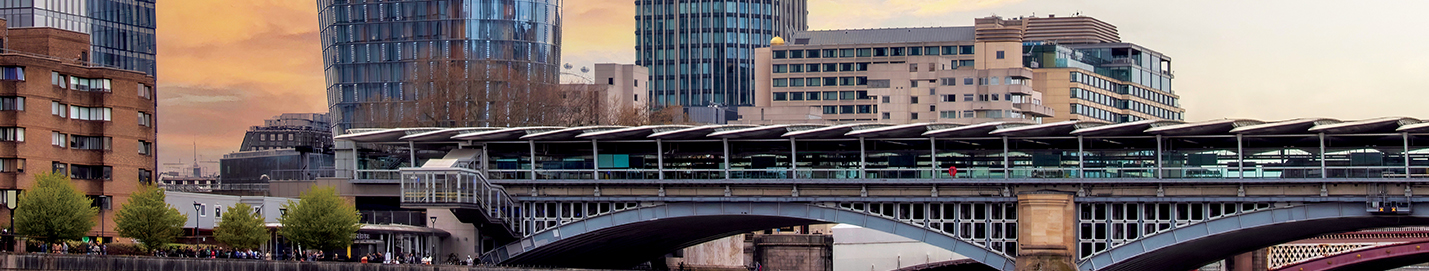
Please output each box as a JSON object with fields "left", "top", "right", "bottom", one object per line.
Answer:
{"left": 1015, "top": 103, "right": 1056, "bottom": 117}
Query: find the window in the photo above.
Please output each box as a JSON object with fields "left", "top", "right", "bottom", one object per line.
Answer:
{"left": 789, "top": 64, "right": 803, "bottom": 73}
{"left": 806, "top": 92, "right": 821, "bottom": 101}
{"left": 881, "top": 96, "right": 889, "bottom": 103}
{"left": 996, "top": 51, "right": 1005, "bottom": 59}
{"left": 868, "top": 80, "right": 890, "bottom": 88}
{"left": 882, "top": 112, "right": 891, "bottom": 119}
{"left": 822, "top": 92, "right": 838, "bottom": 100}
{"left": 216, "top": 206, "right": 223, "bottom": 218}
{"left": 773, "top": 50, "right": 787, "bottom": 59}
{"left": 139, "top": 169, "right": 152, "bottom": 185}
{"left": 789, "top": 50, "right": 803, "bottom": 58}
{"left": 51, "top": 132, "right": 65, "bottom": 147}
{"left": 607, "top": 78, "right": 614, "bottom": 85}
{"left": 941, "top": 111, "right": 959, "bottom": 119}
{"left": 910, "top": 80, "right": 919, "bottom": 88}
{"left": 773, "top": 78, "right": 788, "bottom": 87}
{"left": 0, "top": 67, "right": 23, "bottom": 81}
{"left": 69, "top": 106, "right": 111, "bottom": 121}
{"left": 840, "top": 91, "right": 856, "bottom": 100}
{"left": 51, "top": 102, "right": 67, "bottom": 117}
{"left": 806, "top": 78, "right": 822, "bottom": 87}
{"left": 911, "top": 96, "right": 919, "bottom": 104}
{"left": 942, "top": 95, "right": 957, "bottom": 102}
{"left": 925, "top": 46, "right": 940, "bottom": 56}
{"left": 773, "top": 64, "right": 787, "bottom": 73}
{"left": 856, "top": 105, "right": 873, "bottom": 114}
{"left": 964, "top": 94, "right": 974, "bottom": 102}
{"left": 0, "top": 128, "right": 22, "bottom": 142}
{"left": 964, "top": 78, "right": 974, "bottom": 85}
{"left": 70, "top": 164, "right": 111, "bottom": 180}
{"left": 138, "top": 112, "right": 152, "bottom": 127}
{"left": 822, "top": 106, "right": 837, "bottom": 114}
{"left": 839, "top": 63, "right": 853, "bottom": 72}
{"left": 789, "top": 92, "right": 804, "bottom": 101}
{"left": 911, "top": 113, "right": 919, "bottom": 120}
{"left": 891, "top": 47, "right": 904, "bottom": 56}
{"left": 855, "top": 63, "right": 869, "bottom": 71}
{"left": 960, "top": 45, "right": 975, "bottom": 54}
{"left": 963, "top": 110, "right": 975, "bottom": 118}
{"left": 772, "top": 92, "right": 787, "bottom": 101}
{"left": 856, "top": 48, "right": 871, "bottom": 57}
{"left": 929, "top": 105, "right": 936, "bottom": 112}
{"left": 139, "top": 140, "right": 153, "bottom": 155}
{"left": 840, "top": 49, "right": 855, "bottom": 57}
{"left": 199, "top": 204, "right": 207, "bottom": 217}
{"left": 909, "top": 64, "right": 918, "bottom": 72}
{"left": 790, "top": 78, "right": 805, "bottom": 87}
{"left": 0, "top": 97, "right": 21, "bottom": 111}
{"left": 69, "top": 135, "right": 111, "bottom": 150}
{"left": 991, "top": 77, "right": 1000, "bottom": 85}
{"left": 0, "top": 158, "right": 23, "bottom": 173}
{"left": 52, "top": 72, "right": 67, "bottom": 88}
{"left": 959, "top": 60, "right": 974, "bottom": 67}
{"left": 69, "top": 77, "right": 112, "bottom": 92}
{"left": 940, "top": 78, "right": 956, "bottom": 86}
{"left": 873, "top": 48, "right": 887, "bottom": 57}
{"left": 52, "top": 162, "right": 66, "bottom": 175}
{"left": 909, "top": 47, "right": 923, "bottom": 56}
{"left": 839, "top": 105, "right": 854, "bottom": 114}
{"left": 805, "top": 64, "right": 820, "bottom": 72}
{"left": 806, "top": 50, "right": 821, "bottom": 58}
{"left": 822, "top": 63, "right": 837, "bottom": 72}
{"left": 822, "top": 49, "right": 837, "bottom": 58}
{"left": 943, "top": 46, "right": 957, "bottom": 55}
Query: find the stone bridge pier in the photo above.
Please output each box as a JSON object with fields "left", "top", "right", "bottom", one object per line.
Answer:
{"left": 1016, "top": 192, "right": 1078, "bottom": 271}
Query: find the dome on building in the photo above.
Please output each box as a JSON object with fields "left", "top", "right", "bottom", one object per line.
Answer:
{"left": 770, "top": 36, "right": 786, "bottom": 46}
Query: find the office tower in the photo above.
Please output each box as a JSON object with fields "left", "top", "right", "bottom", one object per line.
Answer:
{"left": 0, "top": 1, "right": 157, "bottom": 75}
{"left": 318, "top": 0, "right": 563, "bottom": 133}
{"left": 636, "top": 0, "right": 807, "bottom": 112}
{"left": 238, "top": 113, "right": 333, "bottom": 152}
{"left": 743, "top": 15, "right": 1183, "bottom": 125}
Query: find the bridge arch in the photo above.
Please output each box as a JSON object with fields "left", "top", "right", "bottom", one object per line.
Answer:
{"left": 1269, "top": 239, "right": 1429, "bottom": 271}
{"left": 482, "top": 202, "right": 1014, "bottom": 270}
{"left": 1079, "top": 202, "right": 1429, "bottom": 271}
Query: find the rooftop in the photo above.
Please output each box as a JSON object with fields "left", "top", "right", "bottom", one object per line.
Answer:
{"left": 785, "top": 27, "right": 975, "bottom": 46}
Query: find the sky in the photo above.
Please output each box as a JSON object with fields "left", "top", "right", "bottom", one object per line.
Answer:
{"left": 154, "top": 0, "right": 1429, "bottom": 171}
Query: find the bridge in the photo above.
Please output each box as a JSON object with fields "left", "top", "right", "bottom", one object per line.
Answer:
{"left": 331, "top": 117, "right": 1429, "bottom": 271}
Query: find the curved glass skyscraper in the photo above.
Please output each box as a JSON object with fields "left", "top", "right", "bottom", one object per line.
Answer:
{"left": 318, "top": 0, "right": 561, "bottom": 133}
{"left": 0, "top": 0, "right": 158, "bottom": 75}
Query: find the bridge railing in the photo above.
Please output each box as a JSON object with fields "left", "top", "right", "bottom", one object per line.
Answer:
{"left": 400, "top": 167, "right": 518, "bottom": 233}
{"left": 484, "top": 166, "right": 1424, "bottom": 180}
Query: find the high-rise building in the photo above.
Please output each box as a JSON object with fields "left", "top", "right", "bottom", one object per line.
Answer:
{"left": 317, "top": 0, "right": 563, "bottom": 133}
{"left": 0, "top": 20, "right": 158, "bottom": 242}
{"left": 636, "top": 0, "right": 808, "bottom": 111}
{"left": 0, "top": 1, "right": 157, "bottom": 75}
{"left": 740, "top": 15, "right": 1183, "bottom": 125}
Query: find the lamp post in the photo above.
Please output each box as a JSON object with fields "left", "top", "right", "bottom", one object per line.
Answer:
{"left": 191, "top": 202, "right": 201, "bottom": 245}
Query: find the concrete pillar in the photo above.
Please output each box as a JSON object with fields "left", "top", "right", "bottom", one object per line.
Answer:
{"left": 1015, "top": 192, "right": 1076, "bottom": 271}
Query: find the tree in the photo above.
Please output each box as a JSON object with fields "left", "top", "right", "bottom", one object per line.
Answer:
{"left": 277, "top": 186, "right": 361, "bottom": 251}
{"left": 114, "top": 185, "right": 186, "bottom": 252}
{"left": 214, "top": 202, "right": 269, "bottom": 249}
{"left": 15, "top": 172, "right": 97, "bottom": 243}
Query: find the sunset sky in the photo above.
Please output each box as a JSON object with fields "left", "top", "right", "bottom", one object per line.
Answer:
{"left": 155, "top": 0, "right": 1429, "bottom": 171}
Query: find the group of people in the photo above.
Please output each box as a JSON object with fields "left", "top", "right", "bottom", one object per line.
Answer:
{"left": 153, "top": 246, "right": 270, "bottom": 260}
{"left": 44, "top": 241, "right": 106, "bottom": 255}
{"left": 359, "top": 251, "right": 432, "bottom": 265}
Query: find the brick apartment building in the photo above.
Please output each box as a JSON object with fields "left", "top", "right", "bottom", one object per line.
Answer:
{"left": 0, "top": 19, "right": 158, "bottom": 242}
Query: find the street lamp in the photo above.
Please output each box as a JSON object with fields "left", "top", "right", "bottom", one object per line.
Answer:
{"left": 428, "top": 216, "right": 436, "bottom": 228}
{"left": 192, "top": 201, "right": 201, "bottom": 244}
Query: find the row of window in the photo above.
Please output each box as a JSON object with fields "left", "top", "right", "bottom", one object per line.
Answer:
{"left": 53, "top": 163, "right": 111, "bottom": 181}
{"left": 1071, "top": 88, "right": 1182, "bottom": 120}
{"left": 52, "top": 72, "right": 115, "bottom": 92}
{"left": 773, "top": 77, "right": 868, "bottom": 87}
{"left": 0, "top": 67, "right": 23, "bottom": 81}
{"left": 936, "top": 110, "right": 1027, "bottom": 120}
{"left": 773, "top": 45, "right": 976, "bottom": 59}
{"left": 1072, "top": 104, "right": 1123, "bottom": 123}
{"left": 641, "top": 1, "right": 773, "bottom": 16}
{"left": 820, "top": 105, "right": 877, "bottom": 115}
{"left": 52, "top": 102, "right": 112, "bottom": 121}
{"left": 1071, "top": 72, "right": 1177, "bottom": 107}
{"left": 260, "top": 133, "right": 298, "bottom": 141}
{"left": 771, "top": 91, "right": 871, "bottom": 101}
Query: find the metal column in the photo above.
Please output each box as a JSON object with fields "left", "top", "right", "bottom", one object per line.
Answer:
{"left": 1236, "top": 134, "right": 1244, "bottom": 179}
{"left": 1405, "top": 132, "right": 1412, "bottom": 179}
{"left": 1002, "top": 136, "right": 1010, "bottom": 179}
{"left": 591, "top": 139, "right": 600, "bottom": 180}
{"left": 723, "top": 138, "right": 731, "bottom": 179}
{"left": 528, "top": 140, "right": 537, "bottom": 180}
{"left": 1077, "top": 135, "right": 1084, "bottom": 179}
{"left": 1319, "top": 133, "right": 1327, "bottom": 179}
{"left": 408, "top": 141, "right": 417, "bottom": 167}
{"left": 480, "top": 143, "right": 488, "bottom": 175}
{"left": 790, "top": 138, "right": 798, "bottom": 178}
{"left": 859, "top": 137, "right": 867, "bottom": 178}
{"left": 656, "top": 139, "right": 665, "bottom": 180}
{"left": 1155, "top": 134, "right": 1163, "bottom": 179}
{"left": 929, "top": 137, "right": 937, "bottom": 178}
